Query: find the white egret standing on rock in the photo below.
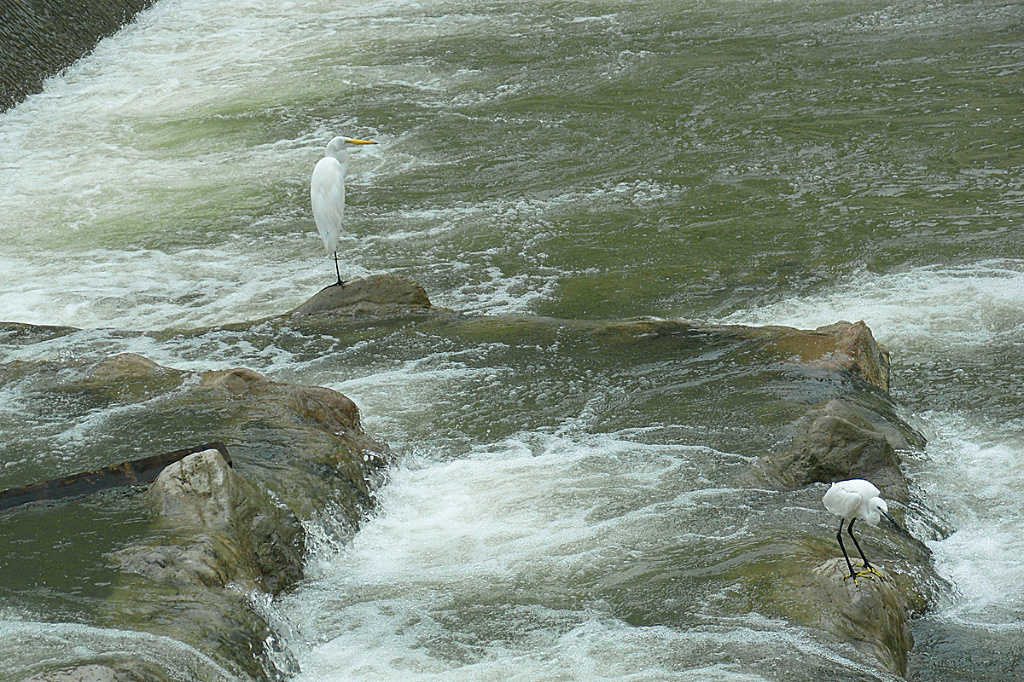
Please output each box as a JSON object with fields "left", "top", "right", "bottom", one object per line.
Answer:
{"left": 822, "top": 479, "right": 901, "bottom": 580}
{"left": 311, "top": 135, "right": 377, "bottom": 287}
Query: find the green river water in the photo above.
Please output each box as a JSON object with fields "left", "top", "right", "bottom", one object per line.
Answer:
{"left": 1, "top": 0, "right": 1023, "bottom": 679}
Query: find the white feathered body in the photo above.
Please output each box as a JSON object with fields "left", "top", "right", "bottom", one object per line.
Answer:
{"left": 311, "top": 154, "right": 348, "bottom": 255}
{"left": 822, "top": 479, "right": 888, "bottom": 526}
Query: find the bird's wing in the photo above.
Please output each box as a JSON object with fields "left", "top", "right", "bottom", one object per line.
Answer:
{"left": 310, "top": 158, "right": 347, "bottom": 254}
{"left": 822, "top": 484, "right": 864, "bottom": 518}
{"left": 847, "top": 479, "right": 881, "bottom": 499}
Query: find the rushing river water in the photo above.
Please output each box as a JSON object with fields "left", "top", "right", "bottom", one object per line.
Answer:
{"left": 1, "top": 0, "right": 1023, "bottom": 679}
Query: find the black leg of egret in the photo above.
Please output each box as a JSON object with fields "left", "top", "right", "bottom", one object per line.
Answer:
{"left": 836, "top": 520, "right": 856, "bottom": 578}
{"left": 333, "top": 252, "right": 344, "bottom": 287}
{"left": 847, "top": 518, "right": 873, "bottom": 570}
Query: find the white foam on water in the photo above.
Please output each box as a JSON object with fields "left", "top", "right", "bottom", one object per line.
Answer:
{"left": 439, "top": 264, "right": 560, "bottom": 316}
{"left": 719, "top": 259, "right": 1024, "bottom": 348}
{"left": 276, "top": 430, "right": 888, "bottom": 680}
{"left": 286, "top": 610, "right": 838, "bottom": 681}
{"left": 912, "top": 411, "right": 1024, "bottom": 627}
{"left": 0, "top": 37, "right": 371, "bottom": 328}
{"left": 320, "top": 353, "right": 508, "bottom": 447}
{"left": 0, "top": 248, "right": 330, "bottom": 331}
{"left": 1, "top": 0, "right": 686, "bottom": 331}
{"left": 2, "top": 0, "right": 1021, "bottom": 677}
{"left": 0, "top": 0, "right": 533, "bottom": 331}
{"left": 298, "top": 432, "right": 712, "bottom": 576}
{"left": 282, "top": 432, "right": 722, "bottom": 677}
{"left": 0, "top": 619, "right": 234, "bottom": 681}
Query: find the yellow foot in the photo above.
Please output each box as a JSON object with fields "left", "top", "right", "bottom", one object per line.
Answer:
{"left": 843, "top": 566, "right": 883, "bottom": 584}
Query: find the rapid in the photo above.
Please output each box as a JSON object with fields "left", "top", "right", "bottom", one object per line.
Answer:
{"left": 1, "top": 0, "right": 1022, "bottom": 679}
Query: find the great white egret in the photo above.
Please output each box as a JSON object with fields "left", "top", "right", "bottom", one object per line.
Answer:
{"left": 822, "top": 479, "right": 901, "bottom": 579}
{"left": 310, "top": 135, "right": 377, "bottom": 286}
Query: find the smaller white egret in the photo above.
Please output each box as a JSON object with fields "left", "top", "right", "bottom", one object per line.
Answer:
{"left": 822, "top": 478, "right": 901, "bottom": 580}
{"left": 310, "top": 135, "right": 377, "bottom": 287}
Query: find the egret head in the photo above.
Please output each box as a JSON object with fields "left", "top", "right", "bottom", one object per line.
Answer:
{"left": 868, "top": 496, "right": 900, "bottom": 530}
{"left": 325, "top": 135, "right": 377, "bottom": 161}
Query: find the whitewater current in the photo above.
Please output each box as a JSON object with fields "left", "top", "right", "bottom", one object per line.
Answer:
{"left": 2, "top": 0, "right": 1023, "bottom": 679}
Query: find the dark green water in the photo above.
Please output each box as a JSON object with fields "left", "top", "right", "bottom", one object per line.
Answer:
{"left": 0, "top": 0, "right": 1022, "bottom": 679}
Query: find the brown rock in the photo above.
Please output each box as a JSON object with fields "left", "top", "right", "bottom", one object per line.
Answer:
{"left": 289, "top": 274, "right": 435, "bottom": 318}
{"left": 199, "top": 366, "right": 267, "bottom": 396}
{"left": 764, "top": 320, "right": 891, "bottom": 393}
{"left": 195, "top": 367, "right": 389, "bottom": 522}
{"left": 81, "top": 352, "right": 184, "bottom": 400}
{"left": 120, "top": 448, "right": 304, "bottom": 595}
{"left": 754, "top": 402, "right": 911, "bottom": 502}
{"left": 810, "top": 558, "right": 915, "bottom": 676}
{"left": 89, "top": 353, "right": 164, "bottom": 378}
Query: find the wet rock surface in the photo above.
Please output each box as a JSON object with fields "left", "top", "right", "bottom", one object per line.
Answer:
{"left": 106, "top": 449, "right": 307, "bottom": 680}
{"left": 811, "top": 558, "right": 916, "bottom": 676}
{"left": 734, "top": 321, "right": 937, "bottom": 674}
{"left": 78, "top": 357, "right": 393, "bottom": 527}
{"left": 20, "top": 661, "right": 172, "bottom": 682}
{"left": 281, "top": 303, "right": 938, "bottom": 677}
{"left": 751, "top": 398, "right": 920, "bottom": 501}
{"left": 288, "top": 273, "right": 441, "bottom": 318}
{"left": 1, "top": 278, "right": 946, "bottom": 679}
{"left": 1, "top": 0, "right": 158, "bottom": 111}
{"left": 768, "top": 319, "right": 893, "bottom": 393}
{"left": 120, "top": 448, "right": 305, "bottom": 594}
{"left": 0, "top": 349, "right": 390, "bottom": 681}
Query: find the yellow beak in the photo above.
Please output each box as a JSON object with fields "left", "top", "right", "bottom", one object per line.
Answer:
{"left": 348, "top": 138, "right": 377, "bottom": 145}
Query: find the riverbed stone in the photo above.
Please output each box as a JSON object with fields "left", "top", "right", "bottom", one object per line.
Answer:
{"left": 2, "top": 290, "right": 944, "bottom": 681}
{"left": 119, "top": 448, "right": 305, "bottom": 594}
{"left": 36, "top": 357, "right": 393, "bottom": 682}
{"left": 744, "top": 509, "right": 936, "bottom": 678}
{"left": 434, "top": 316, "right": 892, "bottom": 392}
{"left": 289, "top": 273, "right": 439, "bottom": 318}
{"left": 745, "top": 317, "right": 924, "bottom": 500}
{"left": 20, "top": 661, "right": 173, "bottom": 682}
{"left": 83, "top": 352, "right": 185, "bottom": 401}
{"left": 752, "top": 320, "right": 891, "bottom": 393}
{"left": 750, "top": 398, "right": 917, "bottom": 501}
{"left": 809, "top": 558, "right": 915, "bottom": 676}
{"left": 195, "top": 366, "right": 391, "bottom": 523}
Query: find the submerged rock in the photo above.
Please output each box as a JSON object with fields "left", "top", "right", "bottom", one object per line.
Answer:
{"left": 21, "top": 661, "right": 172, "bottom": 682}
{"left": 103, "top": 366, "right": 390, "bottom": 680}
{"left": 0, "top": 442, "right": 228, "bottom": 513}
{"left": 748, "top": 319, "right": 925, "bottom": 497}
{"left": 735, "top": 322, "right": 936, "bottom": 675}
